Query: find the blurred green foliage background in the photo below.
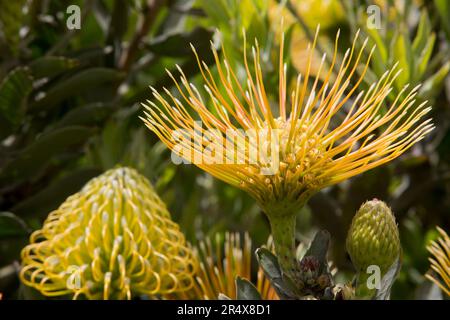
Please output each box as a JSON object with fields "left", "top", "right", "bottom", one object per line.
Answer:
{"left": 0, "top": 0, "right": 449, "bottom": 299}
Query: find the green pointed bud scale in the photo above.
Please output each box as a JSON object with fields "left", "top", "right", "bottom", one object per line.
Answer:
{"left": 346, "top": 199, "right": 401, "bottom": 275}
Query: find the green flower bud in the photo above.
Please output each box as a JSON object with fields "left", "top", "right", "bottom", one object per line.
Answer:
{"left": 346, "top": 199, "right": 401, "bottom": 275}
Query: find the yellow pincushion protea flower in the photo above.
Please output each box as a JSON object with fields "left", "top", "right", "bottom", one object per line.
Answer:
{"left": 426, "top": 227, "right": 450, "bottom": 296}
{"left": 141, "top": 30, "right": 432, "bottom": 217}
{"left": 20, "top": 167, "right": 197, "bottom": 300}
{"left": 141, "top": 29, "right": 433, "bottom": 277}
{"left": 169, "top": 233, "right": 277, "bottom": 300}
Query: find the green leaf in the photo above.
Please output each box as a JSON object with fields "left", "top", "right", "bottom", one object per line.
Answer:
{"left": 0, "top": 0, "right": 27, "bottom": 54}
{"left": 412, "top": 11, "right": 432, "bottom": 56}
{"left": 419, "top": 61, "right": 450, "bottom": 100}
{"left": 31, "top": 68, "right": 124, "bottom": 111}
{"left": 0, "top": 67, "right": 33, "bottom": 136}
{"left": 434, "top": 0, "right": 450, "bottom": 40}
{"left": 197, "top": 0, "right": 231, "bottom": 27}
{"left": 235, "top": 276, "right": 261, "bottom": 300}
{"left": 392, "top": 31, "right": 412, "bottom": 89}
{"left": 53, "top": 102, "right": 113, "bottom": 129}
{"left": 87, "top": 116, "right": 130, "bottom": 169}
{"left": 256, "top": 247, "right": 282, "bottom": 279}
{"left": 0, "top": 212, "right": 30, "bottom": 238}
{"left": 12, "top": 168, "right": 102, "bottom": 217}
{"left": 415, "top": 34, "right": 436, "bottom": 82}
{"left": 106, "top": 0, "right": 129, "bottom": 44}
{"left": 366, "top": 27, "right": 388, "bottom": 64}
{"left": 0, "top": 126, "right": 95, "bottom": 185}
{"left": 28, "top": 56, "right": 79, "bottom": 79}
{"left": 147, "top": 27, "right": 214, "bottom": 57}
{"left": 255, "top": 247, "right": 296, "bottom": 299}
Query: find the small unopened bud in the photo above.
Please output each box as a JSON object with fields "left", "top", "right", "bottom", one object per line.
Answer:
{"left": 346, "top": 199, "right": 401, "bottom": 275}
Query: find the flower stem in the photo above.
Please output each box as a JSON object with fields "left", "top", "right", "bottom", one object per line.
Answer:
{"left": 267, "top": 213, "right": 299, "bottom": 280}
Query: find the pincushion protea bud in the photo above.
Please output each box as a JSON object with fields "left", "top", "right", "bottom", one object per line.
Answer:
{"left": 346, "top": 199, "right": 401, "bottom": 275}
{"left": 20, "top": 167, "right": 197, "bottom": 300}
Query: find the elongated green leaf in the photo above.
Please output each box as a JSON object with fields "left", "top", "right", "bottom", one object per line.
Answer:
{"left": 0, "top": 0, "right": 26, "bottom": 54}
{"left": 87, "top": 116, "right": 129, "bottom": 169}
{"left": 256, "top": 247, "right": 297, "bottom": 299}
{"left": 53, "top": 102, "right": 113, "bottom": 128}
{"left": 197, "top": 0, "right": 230, "bottom": 27}
{"left": 256, "top": 247, "right": 282, "bottom": 279}
{"left": 0, "top": 212, "right": 30, "bottom": 238}
{"left": 106, "top": 0, "right": 129, "bottom": 44}
{"left": 392, "top": 31, "right": 412, "bottom": 89}
{"left": 235, "top": 277, "right": 261, "bottom": 300}
{"left": 366, "top": 27, "right": 388, "bottom": 64}
{"left": 415, "top": 34, "right": 436, "bottom": 81}
{"left": 419, "top": 61, "right": 450, "bottom": 100}
{"left": 412, "top": 11, "right": 431, "bottom": 55}
{"left": 0, "top": 126, "right": 95, "bottom": 184}
{"left": 31, "top": 68, "right": 124, "bottom": 111}
{"left": 12, "top": 168, "right": 102, "bottom": 217}
{"left": 147, "top": 27, "right": 214, "bottom": 57}
{"left": 28, "top": 56, "right": 79, "bottom": 79}
{"left": 0, "top": 67, "right": 33, "bottom": 135}
{"left": 434, "top": 0, "right": 450, "bottom": 40}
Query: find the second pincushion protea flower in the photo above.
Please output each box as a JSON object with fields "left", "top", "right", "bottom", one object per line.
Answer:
{"left": 141, "top": 29, "right": 433, "bottom": 279}
{"left": 20, "top": 167, "right": 197, "bottom": 299}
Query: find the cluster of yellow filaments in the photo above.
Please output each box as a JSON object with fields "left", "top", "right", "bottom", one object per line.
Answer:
{"left": 141, "top": 28, "right": 433, "bottom": 218}
{"left": 169, "top": 232, "right": 278, "bottom": 300}
{"left": 426, "top": 227, "right": 450, "bottom": 296}
{"left": 20, "top": 167, "right": 197, "bottom": 300}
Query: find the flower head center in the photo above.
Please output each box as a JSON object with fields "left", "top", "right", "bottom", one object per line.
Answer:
{"left": 240, "top": 117, "right": 331, "bottom": 215}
